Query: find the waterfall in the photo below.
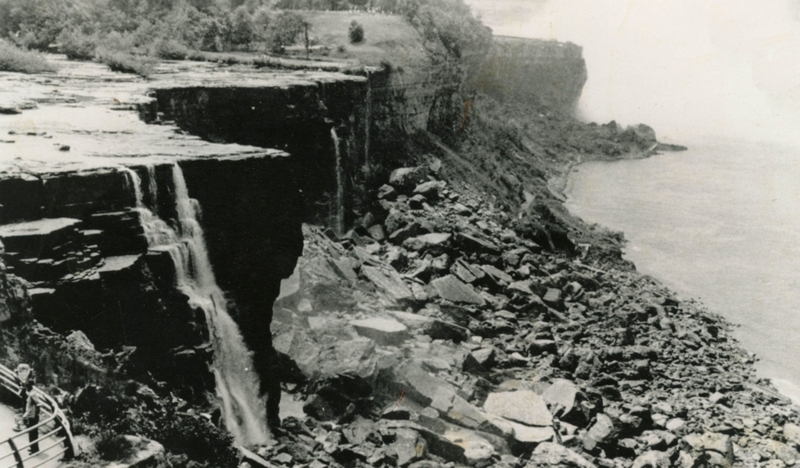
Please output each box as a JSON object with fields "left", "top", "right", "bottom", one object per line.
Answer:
{"left": 331, "top": 127, "right": 345, "bottom": 236}
{"left": 123, "top": 165, "right": 270, "bottom": 446}
{"left": 146, "top": 165, "right": 158, "bottom": 215}
{"left": 365, "top": 71, "right": 371, "bottom": 176}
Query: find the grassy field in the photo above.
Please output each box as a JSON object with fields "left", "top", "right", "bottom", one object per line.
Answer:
{"left": 290, "top": 11, "right": 428, "bottom": 68}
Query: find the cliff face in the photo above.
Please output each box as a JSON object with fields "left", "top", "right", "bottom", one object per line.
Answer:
{"left": 469, "top": 37, "right": 588, "bottom": 113}
{"left": 0, "top": 39, "right": 594, "bottom": 399}
{"left": 142, "top": 77, "right": 367, "bottom": 232}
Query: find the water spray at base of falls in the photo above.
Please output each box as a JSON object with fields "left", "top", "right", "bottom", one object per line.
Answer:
{"left": 125, "top": 166, "right": 270, "bottom": 446}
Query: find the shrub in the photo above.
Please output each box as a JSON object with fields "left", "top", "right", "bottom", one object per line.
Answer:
{"left": 94, "top": 48, "right": 156, "bottom": 77}
{"left": 94, "top": 431, "right": 135, "bottom": 461}
{"left": 0, "top": 40, "right": 57, "bottom": 73}
{"left": 348, "top": 20, "right": 364, "bottom": 43}
{"left": 146, "top": 412, "right": 237, "bottom": 467}
{"left": 152, "top": 39, "right": 189, "bottom": 60}
{"left": 57, "top": 28, "right": 97, "bottom": 60}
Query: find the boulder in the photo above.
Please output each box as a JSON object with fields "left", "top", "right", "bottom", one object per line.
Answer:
{"left": 470, "top": 348, "right": 496, "bottom": 369}
{"left": 684, "top": 432, "right": 733, "bottom": 464}
{"left": 390, "top": 167, "right": 431, "bottom": 192}
{"left": 440, "top": 427, "right": 496, "bottom": 466}
{"left": 451, "top": 259, "right": 485, "bottom": 284}
{"left": 426, "top": 319, "right": 470, "bottom": 343}
{"left": 378, "top": 184, "right": 398, "bottom": 200}
{"left": 414, "top": 181, "right": 446, "bottom": 199}
{"left": 480, "top": 265, "right": 513, "bottom": 285}
{"left": 106, "top": 436, "right": 165, "bottom": 468}
{"left": 525, "top": 442, "right": 596, "bottom": 468}
{"left": 631, "top": 450, "right": 671, "bottom": 468}
{"left": 541, "top": 379, "right": 578, "bottom": 416}
{"left": 361, "top": 265, "right": 415, "bottom": 305}
{"left": 409, "top": 194, "right": 427, "bottom": 209}
{"left": 543, "top": 288, "right": 562, "bottom": 307}
{"left": 765, "top": 439, "right": 800, "bottom": 466}
{"left": 396, "top": 363, "right": 458, "bottom": 408}
{"left": 385, "top": 210, "right": 408, "bottom": 233}
{"left": 484, "top": 414, "right": 555, "bottom": 445}
{"left": 388, "top": 428, "right": 428, "bottom": 467}
{"left": 367, "top": 224, "right": 386, "bottom": 241}
{"left": 350, "top": 318, "right": 409, "bottom": 346}
{"left": 390, "top": 222, "right": 425, "bottom": 244}
{"left": 528, "top": 340, "right": 558, "bottom": 355}
{"left": 501, "top": 247, "right": 529, "bottom": 268}
{"left": 583, "top": 413, "right": 617, "bottom": 452}
{"left": 785, "top": 423, "right": 800, "bottom": 449}
{"left": 452, "top": 203, "right": 472, "bottom": 216}
{"left": 483, "top": 390, "right": 552, "bottom": 427}
{"left": 457, "top": 232, "right": 501, "bottom": 255}
{"left": 508, "top": 281, "right": 534, "bottom": 295}
{"left": 403, "top": 233, "right": 451, "bottom": 254}
{"left": 430, "top": 275, "right": 486, "bottom": 306}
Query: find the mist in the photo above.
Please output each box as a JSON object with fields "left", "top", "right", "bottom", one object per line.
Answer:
{"left": 466, "top": 0, "right": 800, "bottom": 145}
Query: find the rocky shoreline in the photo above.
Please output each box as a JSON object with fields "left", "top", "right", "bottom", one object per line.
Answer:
{"left": 253, "top": 155, "right": 800, "bottom": 468}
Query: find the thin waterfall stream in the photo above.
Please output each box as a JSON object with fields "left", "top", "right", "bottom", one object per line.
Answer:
{"left": 331, "top": 127, "right": 344, "bottom": 236}
{"left": 124, "top": 165, "right": 270, "bottom": 446}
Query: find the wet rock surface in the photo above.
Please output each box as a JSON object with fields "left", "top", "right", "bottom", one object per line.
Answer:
{"left": 263, "top": 164, "right": 800, "bottom": 468}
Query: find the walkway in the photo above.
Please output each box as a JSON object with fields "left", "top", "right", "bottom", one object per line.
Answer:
{"left": 0, "top": 366, "right": 74, "bottom": 468}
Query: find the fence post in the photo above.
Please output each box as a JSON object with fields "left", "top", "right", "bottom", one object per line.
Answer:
{"left": 7, "top": 438, "right": 23, "bottom": 468}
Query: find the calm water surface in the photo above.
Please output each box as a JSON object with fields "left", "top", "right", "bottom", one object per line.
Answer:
{"left": 565, "top": 138, "right": 800, "bottom": 401}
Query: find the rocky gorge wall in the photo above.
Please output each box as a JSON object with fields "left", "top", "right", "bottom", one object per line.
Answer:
{"left": 140, "top": 35, "right": 590, "bottom": 232}
{"left": 140, "top": 78, "right": 368, "bottom": 233}
{"left": 0, "top": 152, "right": 302, "bottom": 398}
{"left": 469, "top": 37, "right": 588, "bottom": 113}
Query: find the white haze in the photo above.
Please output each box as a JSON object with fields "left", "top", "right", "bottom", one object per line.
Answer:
{"left": 466, "top": 0, "right": 800, "bottom": 145}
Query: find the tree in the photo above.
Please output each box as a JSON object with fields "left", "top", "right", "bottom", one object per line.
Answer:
{"left": 252, "top": 6, "right": 271, "bottom": 42}
{"left": 266, "top": 11, "right": 305, "bottom": 53}
{"left": 229, "top": 6, "right": 255, "bottom": 48}
{"left": 348, "top": 20, "right": 364, "bottom": 43}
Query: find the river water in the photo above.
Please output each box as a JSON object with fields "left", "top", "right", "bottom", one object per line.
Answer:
{"left": 564, "top": 138, "right": 800, "bottom": 402}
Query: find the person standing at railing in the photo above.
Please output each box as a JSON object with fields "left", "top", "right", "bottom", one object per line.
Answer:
{"left": 22, "top": 380, "right": 39, "bottom": 455}
{"left": 12, "top": 363, "right": 33, "bottom": 432}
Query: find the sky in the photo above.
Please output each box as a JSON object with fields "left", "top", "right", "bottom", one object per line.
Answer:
{"left": 465, "top": 0, "right": 800, "bottom": 144}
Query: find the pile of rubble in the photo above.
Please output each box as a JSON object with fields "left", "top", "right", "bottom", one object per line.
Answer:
{"left": 258, "top": 162, "right": 800, "bottom": 468}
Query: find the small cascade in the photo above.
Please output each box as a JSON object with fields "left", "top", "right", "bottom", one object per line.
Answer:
{"left": 123, "top": 165, "right": 270, "bottom": 446}
{"left": 330, "top": 127, "right": 345, "bottom": 236}
{"left": 146, "top": 165, "right": 158, "bottom": 215}
{"left": 364, "top": 71, "right": 372, "bottom": 175}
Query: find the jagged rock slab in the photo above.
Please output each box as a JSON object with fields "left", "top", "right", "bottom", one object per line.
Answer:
{"left": 361, "top": 265, "right": 415, "bottom": 305}
{"left": 483, "top": 390, "right": 552, "bottom": 427}
{"left": 430, "top": 275, "right": 485, "bottom": 305}
{"left": 0, "top": 218, "right": 82, "bottom": 255}
{"left": 350, "top": 318, "right": 409, "bottom": 346}
{"left": 96, "top": 255, "right": 141, "bottom": 274}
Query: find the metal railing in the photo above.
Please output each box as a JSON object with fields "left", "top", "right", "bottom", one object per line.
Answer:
{"left": 0, "top": 365, "right": 74, "bottom": 468}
